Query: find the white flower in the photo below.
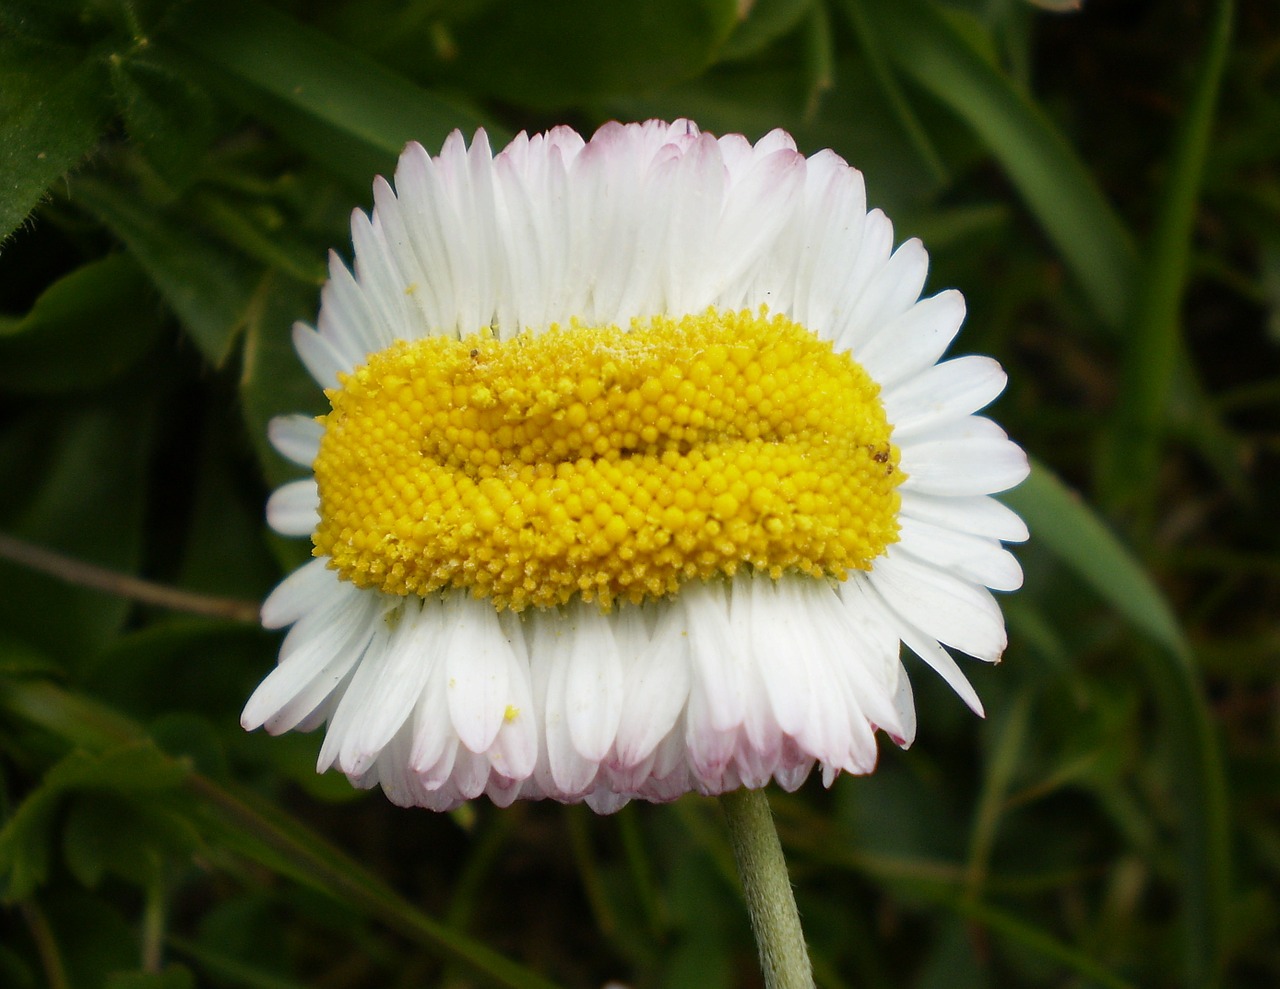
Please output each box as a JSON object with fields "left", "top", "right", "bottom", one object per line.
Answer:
{"left": 244, "top": 120, "right": 1030, "bottom": 813}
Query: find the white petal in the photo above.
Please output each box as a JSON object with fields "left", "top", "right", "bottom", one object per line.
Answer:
{"left": 534, "top": 616, "right": 600, "bottom": 796}
{"left": 901, "top": 622, "right": 984, "bottom": 717}
{"left": 613, "top": 606, "right": 692, "bottom": 767}
{"left": 265, "top": 480, "right": 319, "bottom": 537}
{"left": 897, "top": 516, "right": 1025, "bottom": 592}
{"left": 268, "top": 415, "right": 323, "bottom": 467}
{"left": 743, "top": 577, "right": 810, "bottom": 736}
{"left": 858, "top": 573, "right": 984, "bottom": 716}
{"left": 711, "top": 148, "right": 806, "bottom": 298}
{"left": 317, "top": 615, "right": 399, "bottom": 774}
{"left": 489, "top": 616, "right": 538, "bottom": 780}
{"left": 789, "top": 154, "right": 867, "bottom": 333}
{"left": 684, "top": 678, "right": 736, "bottom": 783}
{"left": 662, "top": 133, "right": 726, "bottom": 313}
{"left": 883, "top": 356, "right": 1007, "bottom": 440}
{"left": 826, "top": 208, "right": 895, "bottom": 351}
{"left": 898, "top": 492, "right": 1029, "bottom": 543}
{"left": 561, "top": 603, "right": 625, "bottom": 762}
{"left": 445, "top": 595, "right": 514, "bottom": 754}
{"left": 392, "top": 142, "right": 460, "bottom": 336}
{"left": 322, "top": 244, "right": 391, "bottom": 355}
{"left": 408, "top": 640, "right": 458, "bottom": 776}
{"left": 584, "top": 788, "right": 631, "bottom": 815}
{"left": 890, "top": 663, "right": 917, "bottom": 748}
{"left": 783, "top": 579, "right": 883, "bottom": 772}
{"left": 568, "top": 130, "right": 644, "bottom": 321}
{"left": 337, "top": 600, "right": 445, "bottom": 771}
{"left": 869, "top": 549, "right": 1008, "bottom": 662}
{"left": 261, "top": 558, "right": 339, "bottom": 629}
{"left": 727, "top": 573, "right": 782, "bottom": 758}
{"left": 292, "top": 323, "right": 347, "bottom": 389}
{"left": 242, "top": 588, "right": 380, "bottom": 733}
{"left": 682, "top": 580, "right": 747, "bottom": 732}
{"left": 855, "top": 290, "right": 966, "bottom": 388}
{"left": 839, "top": 237, "right": 929, "bottom": 348}
{"left": 486, "top": 773, "right": 526, "bottom": 808}
{"left": 350, "top": 203, "right": 415, "bottom": 351}
{"left": 450, "top": 747, "right": 491, "bottom": 801}
{"left": 899, "top": 417, "right": 1031, "bottom": 496}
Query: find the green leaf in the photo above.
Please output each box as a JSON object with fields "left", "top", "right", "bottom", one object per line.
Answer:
{"left": 239, "top": 273, "right": 327, "bottom": 490}
{"left": 85, "top": 620, "right": 270, "bottom": 730}
{"left": 166, "top": 0, "right": 502, "bottom": 189}
{"left": 0, "top": 402, "right": 154, "bottom": 661}
{"left": 174, "top": 423, "right": 280, "bottom": 601}
{"left": 109, "top": 53, "right": 218, "bottom": 191}
{"left": 0, "top": 743, "right": 188, "bottom": 900}
{"left": 44, "top": 742, "right": 190, "bottom": 793}
{"left": 0, "top": 680, "right": 568, "bottom": 989}
{"left": 0, "top": 37, "right": 112, "bottom": 241}
{"left": 447, "top": 0, "right": 739, "bottom": 108}
{"left": 853, "top": 0, "right": 1136, "bottom": 328}
{"left": 0, "top": 675, "right": 142, "bottom": 752}
{"left": 72, "top": 177, "right": 260, "bottom": 365}
{"left": 62, "top": 792, "right": 200, "bottom": 888}
{"left": 187, "top": 190, "right": 327, "bottom": 287}
{"left": 42, "top": 891, "right": 137, "bottom": 988}
{"left": 0, "top": 255, "right": 161, "bottom": 393}
{"left": 169, "top": 933, "right": 308, "bottom": 989}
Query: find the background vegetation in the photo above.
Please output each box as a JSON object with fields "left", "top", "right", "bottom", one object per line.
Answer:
{"left": 1, "top": 0, "right": 1276, "bottom": 986}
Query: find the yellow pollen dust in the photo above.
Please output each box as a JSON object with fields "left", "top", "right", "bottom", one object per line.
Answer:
{"left": 312, "top": 307, "right": 903, "bottom": 611}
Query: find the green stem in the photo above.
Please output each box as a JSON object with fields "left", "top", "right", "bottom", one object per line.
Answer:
{"left": 141, "top": 867, "right": 166, "bottom": 973}
{"left": 719, "top": 788, "right": 815, "bottom": 989}
{"left": 21, "top": 902, "right": 71, "bottom": 989}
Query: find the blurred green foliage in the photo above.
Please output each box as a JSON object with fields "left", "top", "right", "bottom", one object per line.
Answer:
{"left": 1, "top": 0, "right": 1277, "bottom": 987}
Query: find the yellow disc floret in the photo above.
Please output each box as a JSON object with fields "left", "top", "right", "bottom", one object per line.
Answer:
{"left": 311, "top": 307, "right": 903, "bottom": 610}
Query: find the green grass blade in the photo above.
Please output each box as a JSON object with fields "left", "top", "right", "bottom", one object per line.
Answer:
{"left": 948, "top": 897, "right": 1136, "bottom": 989}
{"left": 1140, "top": 644, "right": 1231, "bottom": 989}
{"left": 855, "top": 0, "right": 1136, "bottom": 328}
{"left": 964, "top": 690, "right": 1032, "bottom": 902}
{"left": 1103, "top": 0, "right": 1235, "bottom": 511}
{"left": 189, "top": 776, "right": 567, "bottom": 989}
{"left": 839, "top": 0, "right": 948, "bottom": 184}
{"left": 1004, "top": 461, "right": 1230, "bottom": 988}
{"left": 852, "top": 0, "right": 1243, "bottom": 500}
{"left": 772, "top": 804, "right": 1137, "bottom": 989}
{"left": 1004, "top": 461, "right": 1188, "bottom": 658}
{"left": 165, "top": 0, "right": 505, "bottom": 188}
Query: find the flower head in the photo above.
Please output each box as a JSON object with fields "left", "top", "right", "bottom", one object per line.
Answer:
{"left": 245, "top": 120, "right": 1029, "bottom": 813}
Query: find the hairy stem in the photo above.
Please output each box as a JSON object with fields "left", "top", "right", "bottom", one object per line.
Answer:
{"left": 720, "top": 788, "right": 816, "bottom": 989}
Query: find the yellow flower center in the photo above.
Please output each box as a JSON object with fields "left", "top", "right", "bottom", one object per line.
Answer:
{"left": 312, "top": 307, "right": 902, "bottom": 611}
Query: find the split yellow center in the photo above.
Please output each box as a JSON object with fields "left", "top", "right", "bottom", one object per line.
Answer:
{"left": 312, "top": 307, "right": 903, "bottom": 611}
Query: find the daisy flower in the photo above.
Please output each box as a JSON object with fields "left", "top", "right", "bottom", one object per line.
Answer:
{"left": 244, "top": 119, "right": 1030, "bottom": 814}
